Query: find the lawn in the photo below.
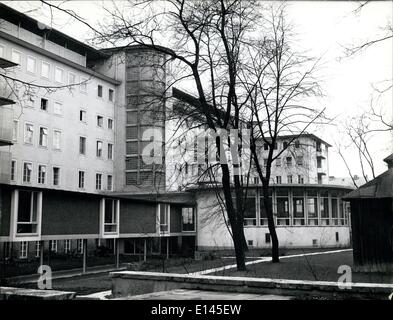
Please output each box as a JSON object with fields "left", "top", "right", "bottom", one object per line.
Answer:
{"left": 215, "top": 250, "right": 393, "bottom": 284}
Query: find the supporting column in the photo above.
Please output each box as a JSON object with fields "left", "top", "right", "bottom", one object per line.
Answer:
{"left": 39, "top": 240, "right": 44, "bottom": 267}
{"left": 166, "top": 237, "right": 169, "bottom": 260}
{"left": 115, "top": 238, "right": 120, "bottom": 269}
{"left": 82, "top": 239, "right": 87, "bottom": 274}
{"left": 143, "top": 239, "right": 147, "bottom": 262}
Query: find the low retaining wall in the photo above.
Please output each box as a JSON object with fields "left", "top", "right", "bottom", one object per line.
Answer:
{"left": 0, "top": 287, "right": 76, "bottom": 300}
{"left": 111, "top": 271, "right": 393, "bottom": 300}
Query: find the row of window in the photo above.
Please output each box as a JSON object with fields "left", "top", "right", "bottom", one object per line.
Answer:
{"left": 79, "top": 136, "right": 114, "bottom": 160}
{"left": 273, "top": 175, "right": 304, "bottom": 184}
{"left": 23, "top": 97, "right": 115, "bottom": 130}
{"left": 240, "top": 189, "right": 349, "bottom": 227}
{"left": 261, "top": 139, "right": 326, "bottom": 152}
{"left": 14, "top": 121, "right": 114, "bottom": 159}
{"left": 11, "top": 160, "right": 113, "bottom": 191}
{"left": 18, "top": 239, "right": 84, "bottom": 259}
{"left": 0, "top": 43, "right": 115, "bottom": 101}
{"left": 263, "top": 156, "right": 304, "bottom": 168}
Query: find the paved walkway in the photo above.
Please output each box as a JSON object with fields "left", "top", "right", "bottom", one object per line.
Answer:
{"left": 6, "top": 264, "right": 127, "bottom": 285}
{"left": 116, "top": 289, "right": 293, "bottom": 300}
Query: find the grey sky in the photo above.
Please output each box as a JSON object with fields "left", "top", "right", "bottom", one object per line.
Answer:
{"left": 3, "top": 0, "right": 392, "bottom": 179}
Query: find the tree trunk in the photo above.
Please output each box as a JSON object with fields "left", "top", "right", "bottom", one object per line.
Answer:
{"left": 221, "top": 164, "right": 247, "bottom": 271}
{"left": 262, "top": 186, "right": 280, "bottom": 263}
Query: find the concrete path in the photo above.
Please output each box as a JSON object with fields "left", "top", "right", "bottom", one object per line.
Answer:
{"left": 117, "top": 289, "right": 293, "bottom": 300}
{"left": 6, "top": 264, "right": 127, "bottom": 285}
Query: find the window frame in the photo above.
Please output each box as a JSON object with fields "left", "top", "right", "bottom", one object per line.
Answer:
{"left": 53, "top": 129, "right": 61, "bottom": 150}
{"left": 11, "top": 49, "right": 22, "bottom": 68}
{"left": 78, "top": 170, "right": 85, "bottom": 189}
{"left": 24, "top": 122, "right": 34, "bottom": 145}
{"left": 38, "top": 126, "right": 48, "bottom": 148}
{"left": 54, "top": 66, "right": 65, "bottom": 84}
{"left": 41, "top": 61, "right": 51, "bottom": 79}
{"left": 22, "top": 161, "right": 33, "bottom": 183}
{"left": 37, "top": 164, "right": 47, "bottom": 185}
{"left": 52, "top": 166, "right": 60, "bottom": 186}
{"left": 26, "top": 55, "right": 37, "bottom": 74}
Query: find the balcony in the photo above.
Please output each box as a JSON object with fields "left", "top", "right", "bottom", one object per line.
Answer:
{"left": 0, "top": 104, "right": 14, "bottom": 146}
{"left": 0, "top": 150, "right": 11, "bottom": 183}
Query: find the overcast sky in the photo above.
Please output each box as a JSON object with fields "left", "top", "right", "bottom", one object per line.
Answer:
{"left": 3, "top": 0, "right": 392, "bottom": 180}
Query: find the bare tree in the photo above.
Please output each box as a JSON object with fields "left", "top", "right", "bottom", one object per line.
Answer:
{"left": 239, "top": 5, "right": 327, "bottom": 262}
{"left": 39, "top": 0, "right": 328, "bottom": 268}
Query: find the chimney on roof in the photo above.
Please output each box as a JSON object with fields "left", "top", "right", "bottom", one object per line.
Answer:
{"left": 383, "top": 153, "right": 393, "bottom": 169}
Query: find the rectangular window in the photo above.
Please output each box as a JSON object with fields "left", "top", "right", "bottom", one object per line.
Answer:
{"left": 80, "top": 77, "right": 88, "bottom": 92}
{"left": 53, "top": 101, "right": 62, "bottom": 115}
{"left": 64, "top": 240, "right": 71, "bottom": 254}
{"left": 26, "top": 56, "right": 36, "bottom": 74}
{"left": 35, "top": 241, "right": 41, "bottom": 258}
{"left": 40, "top": 98, "right": 48, "bottom": 111}
{"left": 50, "top": 240, "right": 57, "bottom": 252}
{"left": 286, "top": 157, "right": 292, "bottom": 167}
{"left": 107, "top": 143, "right": 113, "bottom": 160}
{"left": 78, "top": 170, "right": 85, "bottom": 189}
{"left": 108, "top": 89, "right": 114, "bottom": 102}
{"left": 24, "top": 123, "right": 34, "bottom": 144}
{"left": 182, "top": 207, "right": 195, "bottom": 231}
{"left": 96, "top": 141, "right": 103, "bottom": 157}
{"left": 97, "top": 115, "right": 103, "bottom": 127}
{"left": 55, "top": 67, "right": 64, "bottom": 83}
{"left": 23, "top": 162, "right": 32, "bottom": 183}
{"left": 260, "top": 190, "right": 273, "bottom": 226}
{"left": 159, "top": 203, "right": 170, "bottom": 233}
{"left": 297, "top": 156, "right": 303, "bottom": 166}
{"left": 320, "top": 191, "right": 330, "bottom": 225}
{"left": 287, "top": 175, "right": 293, "bottom": 183}
{"left": 276, "top": 158, "right": 281, "bottom": 167}
{"left": 307, "top": 190, "right": 318, "bottom": 226}
{"left": 97, "top": 85, "right": 103, "bottom": 97}
{"left": 53, "top": 167, "right": 60, "bottom": 186}
{"left": 53, "top": 130, "right": 61, "bottom": 150}
{"left": 20, "top": 241, "right": 28, "bottom": 259}
{"left": 39, "top": 127, "right": 48, "bottom": 147}
{"left": 276, "top": 176, "right": 282, "bottom": 184}
{"left": 11, "top": 49, "right": 22, "bottom": 66}
{"left": 107, "top": 175, "right": 113, "bottom": 191}
{"left": 38, "top": 165, "right": 46, "bottom": 184}
{"left": 13, "top": 120, "right": 18, "bottom": 141}
{"left": 265, "top": 233, "right": 271, "bottom": 244}
{"left": 298, "top": 175, "right": 304, "bottom": 184}
{"left": 104, "top": 199, "right": 118, "bottom": 233}
{"left": 293, "top": 189, "right": 305, "bottom": 225}
{"left": 317, "top": 157, "right": 322, "bottom": 169}
{"left": 96, "top": 173, "right": 102, "bottom": 190}
{"left": 79, "top": 137, "right": 86, "bottom": 155}
{"left": 263, "top": 143, "right": 268, "bottom": 150}
{"left": 276, "top": 188, "right": 290, "bottom": 226}
{"left": 80, "top": 110, "right": 86, "bottom": 122}
{"left": 68, "top": 72, "right": 76, "bottom": 86}
{"left": 41, "top": 61, "right": 50, "bottom": 78}
{"left": 108, "top": 118, "right": 113, "bottom": 130}
{"left": 17, "top": 190, "right": 39, "bottom": 234}
{"left": 244, "top": 196, "right": 257, "bottom": 226}
{"left": 77, "top": 239, "right": 83, "bottom": 254}
{"left": 11, "top": 160, "right": 16, "bottom": 181}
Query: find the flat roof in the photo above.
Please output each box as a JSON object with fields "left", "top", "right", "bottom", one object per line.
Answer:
{"left": 0, "top": 3, "right": 109, "bottom": 61}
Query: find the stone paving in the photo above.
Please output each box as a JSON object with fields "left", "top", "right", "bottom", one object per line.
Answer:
{"left": 119, "top": 289, "right": 293, "bottom": 300}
